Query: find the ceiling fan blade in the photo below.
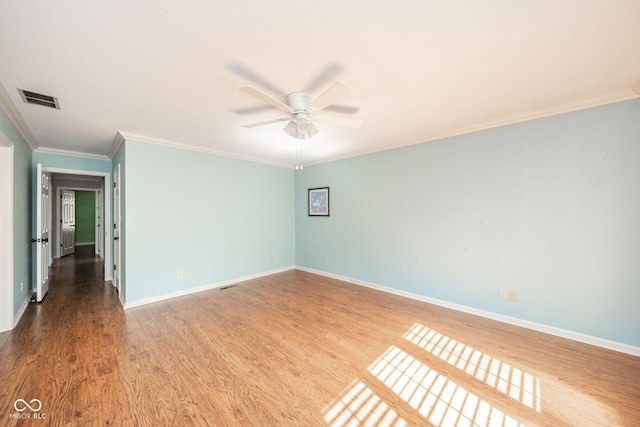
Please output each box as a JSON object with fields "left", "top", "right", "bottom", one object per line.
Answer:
{"left": 242, "top": 118, "right": 290, "bottom": 128}
{"left": 309, "top": 81, "right": 352, "bottom": 112}
{"left": 322, "top": 104, "right": 359, "bottom": 115}
{"left": 233, "top": 105, "right": 277, "bottom": 115}
{"left": 239, "top": 87, "right": 292, "bottom": 113}
{"left": 228, "top": 63, "right": 286, "bottom": 97}
{"left": 314, "top": 113, "right": 363, "bottom": 129}
{"left": 304, "top": 63, "right": 344, "bottom": 93}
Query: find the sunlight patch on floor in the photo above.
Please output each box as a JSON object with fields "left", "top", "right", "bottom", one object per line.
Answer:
{"left": 368, "top": 345, "right": 525, "bottom": 427}
{"left": 323, "top": 379, "right": 408, "bottom": 427}
{"left": 403, "top": 323, "right": 541, "bottom": 412}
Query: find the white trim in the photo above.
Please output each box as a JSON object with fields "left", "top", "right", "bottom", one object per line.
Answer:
{"left": 117, "top": 131, "right": 292, "bottom": 168}
{"left": 13, "top": 292, "right": 31, "bottom": 328}
{"left": 112, "top": 163, "right": 121, "bottom": 295}
{"left": 124, "top": 266, "right": 295, "bottom": 309}
{"left": 118, "top": 285, "right": 125, "bottom": 308}
{"left": 0, "top": 81, "right": 38, "bottom": 150}
{"left": 41, "top": 167, "right": 112, "bottom": 281}
{"left": 0, "top": 142, "right": 14, "bottom": 332}
{"left": 74, "top": 242, "right": 95, "bottom": 246}
{"left": 296, "top": 266, "right": 640, "bottom": 358}
{"left": 109, "top": 279, "right": 126, "bottom": 308}
{"left": 108, "top": 132, "right": 125, "bottom": 159}
{"left": 303, "top": 90, "right": 640, "bottom": 167}
{"left": 35, "top": 147, "right": 110, "bottom": 161}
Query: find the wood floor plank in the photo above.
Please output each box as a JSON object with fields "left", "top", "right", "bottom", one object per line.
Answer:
{"left": 0, "top": 258, "right": 638, "bottom": 426}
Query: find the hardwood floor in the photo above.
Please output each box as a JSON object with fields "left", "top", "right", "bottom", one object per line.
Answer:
{"left": 0, "top": 257, "right": 638, "bottom": 426}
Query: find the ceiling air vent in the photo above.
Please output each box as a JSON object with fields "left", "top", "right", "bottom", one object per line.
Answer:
{"left": 18, "top": 89, "right": 60, "bottom": 109}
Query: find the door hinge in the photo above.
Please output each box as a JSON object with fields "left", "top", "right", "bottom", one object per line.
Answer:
{"left": 114, "top": 264, "right": 117, "bottom": 270}
{"left": 114, "top": 182, "right": 116, "bottom": 188}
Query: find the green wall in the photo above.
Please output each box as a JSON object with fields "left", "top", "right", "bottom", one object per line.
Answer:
{"left": 74, "top": 191, "right": 95, "bottom": 244}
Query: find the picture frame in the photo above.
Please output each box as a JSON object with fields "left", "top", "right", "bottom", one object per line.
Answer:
{"left": 308, "top": 187, "right": 330, "bottom": 216}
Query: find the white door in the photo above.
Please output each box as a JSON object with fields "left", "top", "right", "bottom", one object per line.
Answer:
{"left": 113, "top": 164, "right": 121, "bottom": 293}
{"left": 95, "top": 189, "right": 103, "bottom": 257}
{"left": 61, "top": 189, "right": 75, "bottom": 256}
{"left": 35, "top": 164, "right": 51, "bottom": 302}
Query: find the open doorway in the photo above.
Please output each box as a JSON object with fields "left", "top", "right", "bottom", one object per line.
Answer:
{"left": 35, "top": 166, "right": 112, "bottom": 290}
{"left": 52, "top": 175, "right": 105, "bottom": 260}
{"left": 51, "top": 175, "right": 107, "bottom": 273}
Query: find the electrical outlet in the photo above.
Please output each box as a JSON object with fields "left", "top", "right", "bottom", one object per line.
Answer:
{"left": 499, "top": 289, "right": 507, "bottom": 300}
{"left": 21, "top": 282, "right": 24, "bottom": 292}
{"left": 177, "top": 272, "right": 184, "bottom": 279}
{"left": 269, "top": 255, "right": 274, "bottom": 262}
{"left": 509, "top": 291, "right": 518, "bottom": 302}
{"left": 323, "top": 257, "right": 329, "bottom": 264}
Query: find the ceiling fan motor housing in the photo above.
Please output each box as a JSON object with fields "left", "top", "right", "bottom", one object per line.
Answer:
{"left": 286, "top": 92, "right": 311, "bottom": 112}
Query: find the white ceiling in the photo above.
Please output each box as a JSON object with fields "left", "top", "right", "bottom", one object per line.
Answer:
{"left": 1, "top": 1, "right": 639, "bottom": 167}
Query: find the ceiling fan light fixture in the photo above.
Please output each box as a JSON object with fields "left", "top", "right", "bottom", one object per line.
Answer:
{"left": 283, "top": 113, "right": 319, "bottom": 139}
{"left": 300, "top": 121, "right": 319, "bottom": 139}
{"left": 283, "top": 120, "right": 298, "bottom": 137}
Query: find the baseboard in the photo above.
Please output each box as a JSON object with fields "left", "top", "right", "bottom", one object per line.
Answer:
{"left": 124, "top": 266, "right": 296, "bottom": 309}
{"left": 13, "top": 291, "right": 32, "bottom": 328}
{"left": 74, "top": 242, "right": 95, "bottom": 246}
{"left": 296, "top": 266, "right": 640, "bottom": 358}
{"left": 109, "top": 279, "right": 126, "bottom": 309}
{"left": 118, "top": 286, "right": 125, "bottom": 309}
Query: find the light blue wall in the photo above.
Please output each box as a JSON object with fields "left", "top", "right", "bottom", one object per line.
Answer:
{"left": 123, "top": 139, "right": 295, "bottom": 304}
{"left": 0, "top": 108, "right": 32, "bottom": 316}
{"left": 32, "top": 151, "right": 112, "bottom": 173}
{"left": 295, "top": 99, "right": 640, "bottom": 347}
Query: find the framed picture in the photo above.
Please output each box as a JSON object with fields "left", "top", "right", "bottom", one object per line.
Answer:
{"left": 308, "top": 187, "right": 330, "bottom": 216}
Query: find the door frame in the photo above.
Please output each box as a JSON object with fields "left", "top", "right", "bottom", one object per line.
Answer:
{"left": 95, "top": 189, "right": 103, "bottom": 258}
{"left": 0, "top": 140, "right": 13, "bottom": 332}
{"left": 42, "top": 167, "right": 112, "bottom": 282}
{"left": 35, "top": 164, "right": 51, "bottom": 302}
{"left": 113, "top": 163, "right": 121, "bottom": 294}
{"left": 55, "top": 187, "right": 103, "bottom": 259}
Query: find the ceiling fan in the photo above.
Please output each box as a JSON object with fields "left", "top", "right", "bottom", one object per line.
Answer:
{"left": 239, "top": 81, "right": 363, "bottom": 139}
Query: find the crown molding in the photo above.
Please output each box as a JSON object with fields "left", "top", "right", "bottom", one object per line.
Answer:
{"left": 108, "top": 131, "right": 126, "bottom": 159}
{"left": 0, "top": 81, "right": 38, "bottom": 150}
{"left": 117, "top": 131, "right": 293, "bottom": 168}
{"left": 304, "top": 89, "right": 640, "bottom": 167}
{"left": 34, "top": 147, "right": 111, "bottom": 161}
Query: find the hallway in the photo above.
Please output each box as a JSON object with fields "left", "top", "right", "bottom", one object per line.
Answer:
{"left": 0, "top": 254, "right": 125, "bottom": 424}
